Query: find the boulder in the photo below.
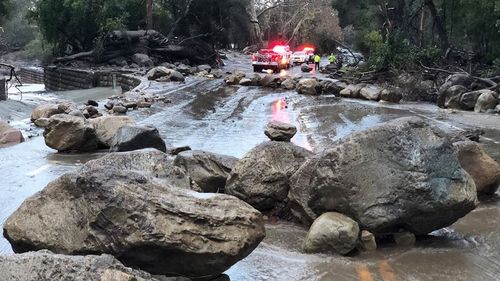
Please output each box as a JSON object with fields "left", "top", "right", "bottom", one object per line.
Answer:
{"left": 459, "top": 90, "right": 484, "bottom": 110}
{"left": 288, "top": 117, "right": 478, "bottom": 235}
{"left": 147, "top": 67, "right": 185, "bottom": 82}
{"left": 495, "top": 105, "right": 500, "bottom": 114}
{"left": 132, "top": 53, "right": 154, "bottom": 68}
{"left": 360, "top": 85, "right": 383, "bottom": 101}
{"left": 0, "top": 251, "right": 161, "bottom": 281}
{"left": 197, "top": 64, "right": 212, "bottom": 73}
{"left": 104, "top": 101, "right": 114, "bottom": 110}
{"left": 176, "top": 64, "right": 192, "bottom": 75}
{"left": 113, "top": 105, "right": 128, "bottom": 114}
{"left": 438, "top": 74, "right": 473, "bottom": 106}
{"left": 212, "top": 69, "right": 224, "bottom": 79}
{"left": 84, "top": 105, "right": 99, "bottom": 117}
{"left": 224, "top": 71, "right": 246, "bottom": 85}
{"left": 339, "top": 84, "right": 365, "bottom": 98}
{"left": 474, "top": 90, "right": 498, "bottom": 113}
{"left": 173, "top": 150, "right": 239, "bottom": 193}
{"left": 380, "top": 88, "right": 403, "bottom": 103}
{"left": 4, "top": 150, "right": 265, "bottom": 279}
{"left": 281, "top": 78, "right": 296, "bottom": 90}
{"left": 296, "top": 79, "right": 322, "bottom": 96}
{"left": 260, "top": 74, "right": 280, "bottom": 88}
{"left": 86, "top": 100, "right": 99, "bottom": 107}
{"left": 239, "top": 78, "right": 252, "bottom": 86}
{"left": 137, "top": 101, "right": 152, "bottom": 108}
{"left": 110, "top": 125, "right": 167, "bottom": 153}
{"left": 226, "top": 141, "right": 313, "bottom": 212}
{"left": 43, "top": 114, "right": 99, "bottom": 152}
{"left": 414, "top": 80, "right": 437, "bottom": 102}
{"left": 249, "top": 74, "right": 262, "bottom": 86}
{"left": 90, "top": 116, "right": 135, "bottom": 147}
{"left": 264, "top": 121, "right": 297, "bottom": 142}
{"left": 0, "top": 121, "right": 24, "bottom": 148}
{"left": 31, "top": 104, "right": 63, "bottom": 122}
{"left": 454, "top": 141, "right": 500, "bottom": 195}
{"left": 303, "top": 212, "right": 359, "bottom": 255}
{"left": 301, "top": 64, "right": 312, "bottom": 73}
{"left": 320, "top": 80, "right": 344, "bottom": 96}
{"left": 443, "top": 85, "right": 468, "bottom": 109}
{"left": 359, "top": 230, "right": 377, "bottom": 251}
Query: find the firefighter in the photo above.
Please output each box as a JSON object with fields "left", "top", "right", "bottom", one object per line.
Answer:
{"left": 314, "top": 54, "right": 321, "bottom": 71}
{"left": 328, "top": 53, "right": 337, "bottom": 64}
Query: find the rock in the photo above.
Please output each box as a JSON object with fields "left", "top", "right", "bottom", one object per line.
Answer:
{"left": 0, "top": 121, "right": 24, "bottom": 148}
{"left": 132, "top": 53, "right": 154, "bottom": 68}
{"left": 176, "top": 64, "right": 192, "bottom": 75}
{"left": 459, "top": 90, "right": 485, "bottom": 110}
{"left": 84, "top": 105, "right": 98, "bottom": 117}
{"left": 109, "top": 56, "right": 129, "bottom": 67}
{"left": 249, "top": 73, "right": 262, "bottom": 86}
{"left": 90, "top": 116, "right": 135, "bottom": 147}
{"left": 86, "top": 100, "right": 99, "bottom": 107}
{"left": 104, "top": 101, "right": 114, "bottom": 110}
{"left": 168, "top": 145, "right": 192, "bottom": 155}
{"left": 224, "top": 72, "right": 245, "bottom": 85}
{"left": 296, "top": 79, "right": 322, "bottom": 96}
{"left": 110, "top": 125, "right": 167, "bottom": 153}
{"left": 34, "top": 118, "right": 50, "bottom": 128}
{"left": 239, "top": 78, "right": 252, "bottom": 86}
{"left": 320, "top": 80, "right": 343, "bottom": 96}
{"left": 303, "top": 212, "right": 359, "bottom": 255}
{"left": 113, "top": 105, "right": 128, "bottom": 114}
{"left": 281, "top": 78, "right": 296, "bottom": 90}
{"left": 414, "top": 80, "right": 437, "bottom": 102}
{"left": 359, "top": 230, "right": 377, "bottom": 251}
{"left": 212, "top": 69, "right": 224, "bottom": 78}
{"left": 173, "top": 150, "right": 239, "bottom": 193}
{"left": 495, "top": 105, "right": 500, "bottom": 114}
{"left": 138, "top": 101, "right": 153, "bottom": 108}
{"left": 264, "top": 121, "right": 297, "bottom": 142}
{"left": 288, "top": 117, "right": 478, "bottom": 235}
{"left": 438, "top": 74, "right": 473, "bottom": 106}
{"left": 147, "top": 67, "right": 185, "bottom": 82}
{"left": 360, "top": 85, "right": 383, "bottom": 101}
{"left": 4, "top": 150, "right": 265, "bottom": 279}
{"left": 0, "top": 251, "right": 161, "bottom": 281}
{"left": 339, "top": 84, "right": 365, "bottom": 98}
{"left": 393, "top": 232, "right": 416, "bottom": 246}
{"left": 380, "top": 88, "right": 403, "bottom": 103}
{"left": 323, "top": 64, "right": 338, "bottom": 73}
{"left": 301, "top": 64, "right": 312, "bottom": 73}
{"left": 443, "top": 85, "right": 468, "bottom": 109}
{"left": 226, "top": 141, "right": 313, "bottom": 212}
{"left": 260, "top": 74, "right": 280, "bottom": 88}
{"left": 69, "top": 110, "right": 85, "bottom": 118}
{"left": 31, "top": 104, "right": 63, "bottom": 122}
{"left": 43, "top": 114, "right": 99, "bottom": 152}
{"left": 454, "top": 141, "right": 500, "bottom": 195}
{"left": 197, "top": 64, "right": 212, "bottom": 73}
{"left": 474, "top": 90, "right": 498, "bottom": 113}
{"left": 123, "top": 101, "right": 138, "bottom": 109}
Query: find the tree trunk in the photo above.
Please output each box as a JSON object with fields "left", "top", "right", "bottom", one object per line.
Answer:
{"left": 146, "top": 0, "right": 153, "bottom": 30}
{"left": 425, "top": 0, "right": 449, "bottom": 49}
{"left": 246, "top": 0, "right": 263, "bottom": 46}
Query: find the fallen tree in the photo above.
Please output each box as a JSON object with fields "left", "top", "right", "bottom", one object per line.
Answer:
{"left": 54, "top": 30, "right": 218, "bottom": 66}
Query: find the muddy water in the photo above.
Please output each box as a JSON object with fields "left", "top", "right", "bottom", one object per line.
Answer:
{"left": 0, "top": 75, "right": 499, "bottom": 280}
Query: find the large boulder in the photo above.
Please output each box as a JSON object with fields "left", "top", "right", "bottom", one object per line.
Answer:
{"left": 303, "top": 212, "right": 359, "bottom": 255}
{"left": 132, "top": 53, "right": 154, "bottom": 68}
{"left": 43, "top": 114, "right": 99, "bottom": 152}
{"left": 454, "top": 141, "right": 500, "bottom": 195}
{"left": 224, "top": 71, "right": 245, "bottom": 85}
{"left": 360, "top": 85, "right": 383, "bottom": 101}
{"left": 460, "top": 90, "right": 485, "bottom": 110}
{"left": 146, "top": 67, "right": 185, "bottom": 82}
{"left": 288, "top": 117, "right": 478, "bottom": 235}
{"left": 173, "top": 150, "right": 239, "bottom": 193}
{"left": 226, "top": 141, "right": 313, "bottom": 213}
{"left": 110, "top": 125, "right": 167, "bottom": 153}
{"left": 339, "top": 83, "right": 365, "bottom": 98}
{"left": 296, "top": 79, "right": 322, "bottom": 96}
{"left": 4, "top": 150, "right": 265, "bottom": 279}
{"left": 264, "top": 121, "right": 297, "bottom": 142}
{"left": 0, "top": 251, "right": 161, "bottom": 281}
{"left": 0, "top": 121, "right": 24, "bottom": 148}
{"left": 281, "top": 78, "right": 296, "bottom": 90}
{"left": 90, "top": 116, "right": 135, "bottom": 147}
{"left": 260, "top": 74, "right": 280, "bottom": 88}
{"left": 380, "top": 87, "right": 403, "bottom": 103}
{"left": 474, "top": 90, "right": 498, "bottom": 113}
{"left": 31, "top": 104, "right": 62, "bottom": 122}
{"left": 438, "top": 74, "right": 473, "bottom": 107}
{"left": 443, "top": 85, "right": 468, "bottom": 109}
{"left": 301, "top": 64, "right": 312, "bottom": 73}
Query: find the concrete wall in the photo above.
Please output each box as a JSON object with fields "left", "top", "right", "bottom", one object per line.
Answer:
{"left": 19, "top": 67, "right": 45, "bottom": 84}
{"left": 43, "top": 67, "right": 142, "bottom": 92}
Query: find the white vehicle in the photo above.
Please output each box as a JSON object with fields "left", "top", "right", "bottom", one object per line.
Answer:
{"left": 291, "top": 51, "right": 308, "bottom": 65}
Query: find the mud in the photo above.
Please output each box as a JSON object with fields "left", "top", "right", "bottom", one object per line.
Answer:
{"left": 0, "top": 59, "right": 499, "bottom": 280}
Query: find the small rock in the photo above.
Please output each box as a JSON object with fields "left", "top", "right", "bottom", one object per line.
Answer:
{"left": 104, "top": 101, "right": 114, "bottom": 110}
{"left": 86, "top": 100, "right": 98, "bottom": 107}
{"left": 123, "top": 101, "right": 138, "bottom": 109}
{"left": 359, "top": 230, "right": 377, "bottom": 251}
{"left": 239, "top": 78, "right": 252, "bottom": 86}
{"left": 85, "top": 105, "right": 98, "bottom": 117}
{"left": 113, "top": 105, "right": 128, "bottom": 114}
{"left": 197, "top": 64, "right": 212, "bottom": 73}
{"left": 212, "top": 69, "right": 224, "bottom": 79}
{"left": 137, "top": 101, "right": 153, "bottom": 108}
{"left": 303, "top": 212, "right": 360, "bottom": 255}
{"left": 393, "top": 231, "right": 416, "bottom": 246}
{"left": 264, "top": 121, "right": 297, "bottom": 142}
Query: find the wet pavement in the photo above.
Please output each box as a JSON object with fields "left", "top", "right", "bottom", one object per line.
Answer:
{"left": 0, "top": 60, "right": 499, "bottom": 280}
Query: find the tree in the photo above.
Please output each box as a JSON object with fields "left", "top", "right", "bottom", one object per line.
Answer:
{"left": 0, "top": 0, "right": 13, "bottom": 25}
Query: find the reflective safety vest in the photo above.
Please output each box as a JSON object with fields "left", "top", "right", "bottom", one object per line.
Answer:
{"left": 328, "top": 55, "right": 336, "bottom": 63}
{"left": 314, "top": 55, "right": 321, "bottom": 63}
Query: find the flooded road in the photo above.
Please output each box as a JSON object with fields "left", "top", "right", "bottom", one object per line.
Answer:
{"left": 1, "top": 69, "right": 499, "bottom": 280}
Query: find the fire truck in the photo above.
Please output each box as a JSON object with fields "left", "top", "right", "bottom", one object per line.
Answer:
{"left": 251, "top": 45, "right": 292, "bottom": 73}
